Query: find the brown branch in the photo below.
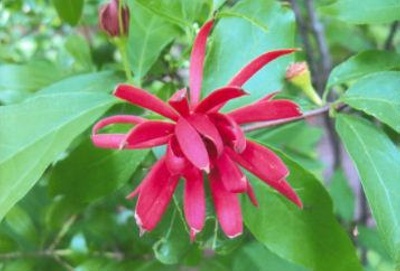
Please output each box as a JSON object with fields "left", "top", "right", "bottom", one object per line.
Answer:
{"left": 304, "top": 0, "right": 332, "bottom": 93}
{"left": 289, "top": 0, "right": 317, "bottom": 75}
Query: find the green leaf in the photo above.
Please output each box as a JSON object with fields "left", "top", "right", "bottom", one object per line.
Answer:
{"left": 4, "top": 205, "right": 38, "bottom": 246}
{"left": 328, "top": 170, "right": 355, "bottom": 223}
{"left": 49, "top": 139, "right": 149, "bottom": 204}
{"left": 153, "top": 210, "right": 191, "bottom": 265}
{"left": 232, "top": 242, "right": 309, "bottom": 271}
{"left": 243, "top": 145, "right": 362, "bottom": 271}
{"left": 127, "top": 1, "right": 180, "bottom": 82}
{"left": 0, "top": 62, "right": 64, "bottom": 92}
{"left": 320, "top": 0, "right": 400, "bottom": 24}
{"left": 336, "top": 114, "right": 400, "bottom": 264}
{"left": 37, "top": 71, "right": 124, "bottom": 95}
{"left": 0, "top": 93, "right": 115, "bottom": 221}
{"left": 342, "top": 72, "right": 400, "bottom": 132}
{"left": 135, "top": 0, "right": 210, "bottom": 28}
{"left": 65, "top": 35, "right": 93, "bottom": 71}
{"left": 52, "top": 0, "right": 84, "bottom": 26}
{"left": 327, "top": 51, "right": 400, "bottom": 88}
{"left": 203, "top": 0, "right": 295, "bottom": 110}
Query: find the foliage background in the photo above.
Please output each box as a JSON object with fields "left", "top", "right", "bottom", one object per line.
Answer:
{"left": 0, "top": 0, "right": 399, "bottom": 270}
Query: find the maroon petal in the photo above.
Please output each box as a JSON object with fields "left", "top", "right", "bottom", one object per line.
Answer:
{"left": 209, "top": 113, "right": 246, "bottom": 153}
{"left": 168, "top": 88, "right": 190, "bottom": 116}
{"left": 226, "top": 140, "right": 302, "bottom": 207}
{"left": 209, "top": 169, "right": 243, "bottom": 238}
{"left": 194, "top": 87, "right": 247, "bottom": 113}
{"left": 175, "top": 117, "right": 210, "bottom": 172}
{"left": 92, "top": 115, "right": 145, "bottom": 134}
{"left": 135, "top": 158, "right": 180, "bottom": 232}
{"left": 183, "top": 167, "right": 205, "bottom": 241}
{"left": 227, "top": 100, "right": 302, "bottom": 125}
{"left": 188, "top": 114, "right": 224, "bottom": 156}
{"left": 228, "top": 49, "right": 297, "bottom": 87}
{"left": 165, "top": 137, "right": 189, "bottom": 175}
{"left": 215, "top": 152, "right": 247, "bottom": 193}
{"left": 189, "top": 20, "right": 214, "bottom": 105}
{"left": 124, "top": 121, "right": 175, "bottom": 148}
{"left": 114, "top": 84, "right": 179, "bottom": 121}
{"left": 92, "top": 134, "right": 126, "bottom": 149}
{"left": 246, "top": 181, "right": 259, "bottom": 207}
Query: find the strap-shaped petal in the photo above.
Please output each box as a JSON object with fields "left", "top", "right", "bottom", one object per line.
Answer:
{"left": 183, "top": 167, "right": 205, "bottom": 241}
{"left": 227, "top": 99, "right": 302, "bottom": 124}
{"left": 188, "top": 114, "right": 224, "bottom": 156}
{"left": 215, "top": 152, "right": 247, "bottom": 193}
{"left": 209, "top": 113, "right": 246, "bottom": 153}
{"left": 135, "top": 158, "right": 180, "bottom": 232}
{"left": 226, "top": 140, "right": 302, "bottom": 208}
{"left": 168, "top": 88, "right": 190, "bottom": 116}
{"left": 246, "top": 181, "right": 259, "bottom": 207}
{"left": 92, "top": 115, "right": 145, "bottom": 149}
{"left": 92, "top": 115, "right": 145, "bottom": 134}
{"left": 189, "top": 20, "right": 214, "bottom": 105}
{"left": 92, "top": 134, "right": 126, "bottom": 149}
{"left": 194, "top": 87, "right": 247, "bottom": 113}
{"left": 165, "top": 137, "right": 189, "bottom": 175}
{"left": 114, "top": 84, "right": 179, "bottom": 121}
{"left": 175, "top": 117, "right": 210, "bottom": 172}
{"left": 209, "top": 169, "right": 243, "bottom": 238}
{"left": 124, "top": 121, "right": 175, "bottom": 148}
{"left": 228, "top": 49, "right": 297, "bottom": 87}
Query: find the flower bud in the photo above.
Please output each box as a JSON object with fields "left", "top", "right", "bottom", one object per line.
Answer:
{"left": 99, "top": 0, "right": 129, "bottom": 37}
{"left": 286, "top": 62, "right": 323, "bottom": 106}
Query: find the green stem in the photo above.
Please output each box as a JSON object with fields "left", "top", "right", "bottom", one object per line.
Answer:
{"left": 115, "top": 38, "right": 133, "bottom": 83}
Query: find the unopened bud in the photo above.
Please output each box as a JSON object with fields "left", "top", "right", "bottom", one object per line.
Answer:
{"left": 286, "top": 62, "right": 323, "bottom": 106}
{"left": 99, "top": 0, "right": 129, "bottom": 37}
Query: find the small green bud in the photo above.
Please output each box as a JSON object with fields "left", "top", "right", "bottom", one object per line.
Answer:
{"left": 286, "top": 62, "right": 323, "bottom": 106}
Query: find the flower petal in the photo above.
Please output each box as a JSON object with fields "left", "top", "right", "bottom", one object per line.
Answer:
{"left": 92, "top": 134, "right": 126, "bottom": 149}
{"left": 114, "top": 84, "right": 179, "bottom": 121}
{"left": 227, "top": 99, "right": 302, "bottom": 125}
{"left": 187, "top": 114, "right": 224, "bottom": 156}
{"left": 92, "top": 115, "right": 145, "bottom": 134}
{"left": 194, "top": 87, "right": 247, "bottom": 113}
{"left": 228, "top": 49, "right": 297, "bottom": 87}
{"left": 134, "top": 158, "right": 180, "bottom": 232}
{"left": 246, "top": 181, "right": 259, "bottom": 207}
{"left": 175, "top": 117, "right": 210, "bottom": 172}
{"left": 209, "top": 113, "right": 246, "bottom": 153}
{"left": 189, "top": 20, "right": 214, "bottom": 105}
{"left": 209, "top": 169, "right": 243, "bottom": 238}
{"left": 124, "top": 121, "right": 175, "bottom": 148}
{"left": 165, "top": 137, "right": 189, "bottom": 175}
{"left": 215, "top": 152, "right": 247, "bottom": 193}
{"left": 168, "top": 88, "right": 190, "bottom": 116}
{"left": 226, "top": 140, "right": 302, "bottom": 207}
{"left": 183, "top": 167, "right": 205, "bottom": 241}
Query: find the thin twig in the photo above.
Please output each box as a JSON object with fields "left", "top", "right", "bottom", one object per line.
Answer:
{"left": 289, "top": 0, "right": 316, "bottom": 74}
{"left": 48, "top": 215, "right": 77, "bottom": 251}
{"left": 384, "top": 21, "right": 399, "bottom": 50}
{"left": 305, "top": 0, "right": 331, "bottom": 93}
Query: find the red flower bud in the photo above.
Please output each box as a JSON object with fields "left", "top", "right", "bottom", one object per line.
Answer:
{"left": 99, "top": 0, "right": 129, "bottom": 37}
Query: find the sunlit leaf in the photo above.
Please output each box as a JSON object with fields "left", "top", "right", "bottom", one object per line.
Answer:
{"left": 336, "top": 114, "right": 400, "bottom": 264}
{"left": 342, "top": 72, "right": 400, "bottom": 132}
{"left": 0, "top": 93, "right": 115, "bottom": 221}
{"left": 243, "top": 144, "right": 362, "bottom": 271}
{"left": 327, "top": 51, "right": 400, "bottom": 88}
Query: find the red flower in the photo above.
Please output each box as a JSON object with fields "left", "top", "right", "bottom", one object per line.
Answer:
{"left": 92, "top": 20, "right": 303, "bottom": 240}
